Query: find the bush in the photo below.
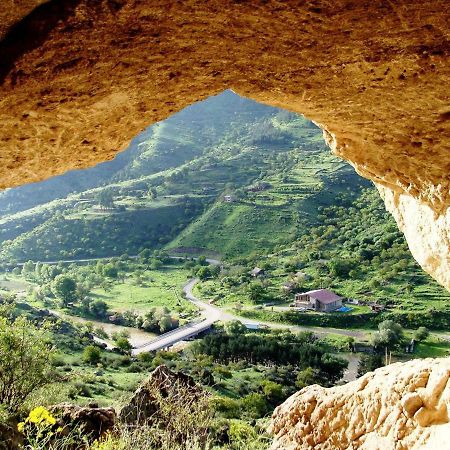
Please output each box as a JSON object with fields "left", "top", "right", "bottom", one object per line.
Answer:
{"left": 83, "top": 345, "right": 101, "bottom": 365}
{"left": 0, "top": 316, "right": 55, "bottom": 413}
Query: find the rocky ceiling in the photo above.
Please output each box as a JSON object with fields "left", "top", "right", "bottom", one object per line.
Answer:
{"left": 0, "top": 0, "right": 449, "bottom": 291}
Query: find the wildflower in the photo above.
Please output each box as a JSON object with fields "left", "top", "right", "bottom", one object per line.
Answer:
{"left": 27, "top": 406, "right": 57, "bottom": 427}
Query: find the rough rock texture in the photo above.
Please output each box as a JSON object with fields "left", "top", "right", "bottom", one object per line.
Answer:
{"left": 49, "top": 403, "right": 116, "bottom": 441}
{"left": 378, "top": 185, "right": 450, "bottom": 292}
{"left": 119, "top": 364, "right": 203, "bottom": 424}
{"left": 269, "top": 358, "right": 450, "bottom": 450}
{"left": 0, "top": 0, "right": 449, "bottom": 288}
{"left": 0, "top": 418, "right": 23, "bottom": 450}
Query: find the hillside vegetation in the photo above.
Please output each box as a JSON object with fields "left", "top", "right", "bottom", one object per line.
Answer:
{"left": 0, "top": 91, "right": 367, "bottom": 262}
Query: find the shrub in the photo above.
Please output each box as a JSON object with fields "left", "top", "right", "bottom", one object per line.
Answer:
{"left": 83, "top": 345, "right": 101, "bottom": 365}
{"left": 0, "top": 316, "right": 55, "bottom": 413}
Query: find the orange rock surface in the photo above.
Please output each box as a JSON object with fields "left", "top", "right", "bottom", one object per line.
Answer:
{"left": 0, "top": 0, "right": 448, "bottom": 288}
{"left": 269, "top": 358, "right": 450, "bottom": 449}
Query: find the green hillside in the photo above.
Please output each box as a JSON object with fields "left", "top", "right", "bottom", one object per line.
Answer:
{"left": 0, "top": 91, "right": 368, "bottom": 263}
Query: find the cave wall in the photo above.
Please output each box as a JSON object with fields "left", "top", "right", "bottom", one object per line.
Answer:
{"left": 0, "top": 0, "right": 449, "bottom": 290}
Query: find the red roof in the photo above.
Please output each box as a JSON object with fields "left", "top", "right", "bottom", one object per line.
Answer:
{"left": 302, "top": 289, "right": 342, "bottom": 304}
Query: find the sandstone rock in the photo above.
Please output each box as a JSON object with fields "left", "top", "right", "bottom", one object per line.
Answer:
{"left": 49, "top": 403, "right": 116, "bottom": 441}
{"left": 269, "top": 358, "right": 450, "bottom": 449}
{"left": 119, "top": 364, "right": 203, "bottom": 425}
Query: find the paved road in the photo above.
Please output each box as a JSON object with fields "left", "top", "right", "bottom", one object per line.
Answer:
{"left": 132, "top": 278, "right": 223, "bottom": 355}
{"left": 182, "top": 279, "right": 367, "bottom": 339}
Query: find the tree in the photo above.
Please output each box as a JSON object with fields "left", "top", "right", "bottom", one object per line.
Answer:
{"left": 52, "top": 275, "right": 77, "bottom": 306}
{"left": 372, "top": 320, "right": 404, "bottom": 350}
{"left": 83, "top": 345, "right": 101, "bottom": 365}
{"left": 224, "top": 320, "right": 247, "bottom": 335}
{"left": 296, "top": 367, "right": 318, "bottom": 389}
{"left": 159, "top": 315, "right": 178, "bottom": 333}
{"left": 0, "top": 316, "right": 54, "bottom": 412}
{"left": 149, "top": 259, "right": 163, "bottom": 270}
{"left": 22, "top": 260, "right": 36, "bottom": 276}
{"left": 319, "top": 353, "right": 348, "bottom": 385}
{"left": 260, "top": 380, "right": 284, "bottom": 404}
{"left": 115, "top": 337, "right": 132, "bottom": 354}
{"left": 247, "top": 282, "right": 266, "bottom": 303}
{"left": 196, "top": 266, "right": 212, "bottom": 281}
{"left": 103, "top": 263, "right": 118, "bottom": 279}
{"left": 197, "top": 256, "right": 208, "bottom": 266}
{"left": 90, "top": 300, "right": 109, "bottom": 318}
{"left": 414, "top": 327, "right": 429, "bottom": 342}
{"left": 97, "top": 189, "right": 114, "bottom": 209}
{"left": 241, "top": 393, "right": 268, "bottom": 419}
{"left": 328, "top": 258, "right": 356, "bottom": 279}
{"left": 357, "top": 353, "right": 383, "bottom": 377}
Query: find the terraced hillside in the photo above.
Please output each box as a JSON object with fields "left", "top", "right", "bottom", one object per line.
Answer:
{"left": 0, "top": 91, "right": 367, "bottom": 262}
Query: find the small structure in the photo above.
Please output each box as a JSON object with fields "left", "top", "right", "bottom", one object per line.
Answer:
{"left": 223, "top": 195, "right": 235, "bottom": 203}
{"left": 294, "top": 289, "right": 343, "bottom": 312}
{"left": 369, "top": 303, "right": 386, "bottom": 313}
{"left": 346, "top": 298, "right": 359, "bottom": 305}
{"left": 282, "top": 281, "right": 296, "bottom": 292}
{"left": 250, "top": 267, "right": 265, "bottom": 278}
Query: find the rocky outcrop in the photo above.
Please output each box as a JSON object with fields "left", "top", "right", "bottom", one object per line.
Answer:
{"left": 49, "top": 403, "right": 116, "bottom": 441}
{"left": 378, "top": 185, "right": 450, "bottom": 290}
{"left": 119, "top": 364, "right": 203, "bottom": 425}
{"left": 269, "top": 358, "right": 450, "bottom": 449}
{"left": 0, "top": 418, "right": 23, "bottom": 450}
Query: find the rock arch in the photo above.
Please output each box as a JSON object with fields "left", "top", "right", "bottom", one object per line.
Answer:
{"left": 0, "top": 0, "right": 449, "bottom": 289}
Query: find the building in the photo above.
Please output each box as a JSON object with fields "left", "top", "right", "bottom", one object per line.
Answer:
{"left": 282, "top": 281, "right": 296, "bottom": 292}
{"left": 250, "top": 267, "right": 265, "bottom": 277}
{"left": 294, "top": 289, "right": 343, "bottom": 312}
{"left": 223, "top": 195, "right": 235, "bottom": 203}
{"left": 369, "top": 303, "right": 385, "bottom": 313}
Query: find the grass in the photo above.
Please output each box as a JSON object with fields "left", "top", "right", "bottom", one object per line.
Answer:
{"left": 411, "top": 337, "right": 450, "bottom": 358}
{"left": 91, "top": 265, "right": 194, "bottom": 314}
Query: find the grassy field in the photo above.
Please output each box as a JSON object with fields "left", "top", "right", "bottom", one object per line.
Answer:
{"left": 409, "top": 336, "right": 450, "bottom": 358}
{"left": 91, "top": 266, "right": 195, "bottom": 314}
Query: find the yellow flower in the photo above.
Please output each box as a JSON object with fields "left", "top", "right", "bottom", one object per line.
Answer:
{"left": 17, "top": 422, "right": 25, "bottom": 433}
{"left": 27, "top": 406, "right": 57, "bottom": 427}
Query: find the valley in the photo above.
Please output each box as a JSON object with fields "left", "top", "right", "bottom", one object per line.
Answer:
{"left": 0, "top": 91, "right": 449, "bottom": 449}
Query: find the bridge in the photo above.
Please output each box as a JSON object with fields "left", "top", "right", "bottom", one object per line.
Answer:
{"left": 131, "top": 278, "right": 223, "bottom": 355}
{"left": 131, "top": 318, "right": 217, "bottom": 355}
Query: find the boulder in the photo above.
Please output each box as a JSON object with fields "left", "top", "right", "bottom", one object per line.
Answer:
{"left": 269, "top": 357, "right": 450, "bottom": 449}
{"left": 119, "top": 364, "right": 203, "bottom": 425}
{"left": 49, "top": 403, "right": 116, "bottom": 442}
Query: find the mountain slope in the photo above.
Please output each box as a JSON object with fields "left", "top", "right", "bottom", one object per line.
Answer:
{"left": 1, "top": 92, "right": 369, "bottom": 262}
